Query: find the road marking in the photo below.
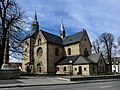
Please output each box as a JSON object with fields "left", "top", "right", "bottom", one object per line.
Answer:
{"left": 100, "top": 85, "right": 113, "bottom": 88}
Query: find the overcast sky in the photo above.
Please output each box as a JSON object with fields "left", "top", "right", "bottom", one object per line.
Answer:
{"left": 11, "top": 0, "right": 120, "bottom": 62}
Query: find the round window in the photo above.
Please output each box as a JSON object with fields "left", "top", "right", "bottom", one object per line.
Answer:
{"left": 37, "top": 47, "right": 43, "bottom": 58}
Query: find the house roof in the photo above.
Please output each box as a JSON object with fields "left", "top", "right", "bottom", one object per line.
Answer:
{"left": 40, "top": 30, "right": 63, "bottom": 45}
{"left": 105, "top": 57, "right": 120, "bottom": 63}
{"left": 113, "top": 57, "right": 120, "bottom": 63}
{"left": 56, "top": 55, "right": 97, "bottom": 65}
{"left": 56, "top": 55, "right": 79, "bottom": 65}
{"left": 63, "top": 31, "right": 84, "bottom": 45}
{"left": 74, "top": 56, "right": 95, "bottom": 64}
{"left": 88, "top": 53, "right": 101, "bottom": 63}
{"left": 23, "top": 30, "right": 39, "bottom": 40}
{"left": 23, "top": 29, "right": 85, "bottom": 45}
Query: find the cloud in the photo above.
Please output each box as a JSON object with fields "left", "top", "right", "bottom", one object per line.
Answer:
{"left": 9, "top": 56, "right": 22, "bottom": 63}
{"left": 18, "top": 0, "right": 120, "bottom": 43}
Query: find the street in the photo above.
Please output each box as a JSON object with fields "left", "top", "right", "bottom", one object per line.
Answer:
{"left": 1, "top": 79, "right": 120, "bottom": 90}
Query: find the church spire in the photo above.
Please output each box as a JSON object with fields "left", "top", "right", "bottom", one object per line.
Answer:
{"left": 34, "top": 10, "right": 37, "bottom": 21}
{"left": 31, "top": 9, "right": 39, "bottom": 31}
{"left": 60, "top": 20, "right": 65, "bottom": 39}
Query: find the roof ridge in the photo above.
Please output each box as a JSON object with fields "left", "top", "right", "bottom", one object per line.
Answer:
{"left": 65, "top": 30, "right": 84, "bottom": 38}
{"left": 40, "top": 30, "right": 61, "bottom": 38}
{"left": 82, "top": 56, "right": 95, "bottom": 63}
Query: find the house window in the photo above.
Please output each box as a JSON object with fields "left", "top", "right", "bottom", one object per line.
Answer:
{"left": 84, "top": 38, "right": 86, "bottom": 41}
{"left": 68, "top": 48, "right": 71, "bottom": 55}
{"left": 101, "top": 59, "right": 102, "bottom": 63}
{"left": 55, "top": 48, "right": 59, "bottom": 56}
{"left": 92, "top": 67, "right": 95, "bottom": 72}
{"left": 84, "top": 48, "right": 88, "bottom": 56}
{"left": 84, "top": 68, "right": 87, "bottom": 71}
{"left": 64, "top": 67, "right": 66, "bottom": 71}
{"left": 100, "top": 67, "right": 101, "bottom": 71}
{"left": 102, "top": 67, "right": 104, "bottom": 71}
{"left": 38, "top": 38, "right": 41, "bottom": 45}
{"left": 57, "top": 67, "right": 59, "bottom": 71}
{"left": 75, "top": 68, "right": 77, "bottom": 71}
{"left": 31, "top": 66, "right": 32, "bottom": 69}
{"left": 39, "top": 67, "right": 41, "bottom": 73}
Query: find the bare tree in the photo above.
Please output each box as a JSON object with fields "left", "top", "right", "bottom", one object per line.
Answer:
{"left": 92, "top": 39, "right": 101, "bottom": 53}
{"left": 0, "top": 0, "right": 26, "bottom": 68}
{"left": 99, "top": 32, "right": 115, "bottom": 72}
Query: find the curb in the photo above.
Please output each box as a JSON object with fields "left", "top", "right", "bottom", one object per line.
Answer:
{"left": 0, "top": 78, "right": 120, "bottom": 88}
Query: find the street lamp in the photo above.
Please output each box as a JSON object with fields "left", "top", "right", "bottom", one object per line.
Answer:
{"left": 69, "top": 60, "right": 72, "bottom": 80}
{"left": 113, "top": 59, "right": 116, "bottom": 75}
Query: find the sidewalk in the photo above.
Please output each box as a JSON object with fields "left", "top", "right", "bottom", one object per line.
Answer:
{"left": 0, "top": 76, "right": 120, "bottom": 88}
{"left": 0, "top": 76, "right": 75, "bottom": 88}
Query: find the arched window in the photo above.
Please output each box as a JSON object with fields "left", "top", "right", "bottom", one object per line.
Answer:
{"left": 84, "top": 38, "right": 86, "bottom": 41}
{"left": 64, "top": 67, "right": 66, "bottom": 71}
{"left": 55, "top": 48, "right": 59, "bottom": 56}
{"left": 68, "top": 48, "right": 71, "bottom": 55}
{"left": 84, "top": 48, "right": 88, "bottom": 57}
{"left": 38, "top": 38, "right": 41, "bottom": 45}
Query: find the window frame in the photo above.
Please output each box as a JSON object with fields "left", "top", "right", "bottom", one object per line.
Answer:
{"left": 68, "top": 48, "right": 71, "bottom": 55}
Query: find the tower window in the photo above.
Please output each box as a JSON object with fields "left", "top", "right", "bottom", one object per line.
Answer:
{"left": 92, "top": 67, "right": 94, "bottom": 72}
{"left": 55, "top": 48, "right": 59, "bottom": 56}
{"left": 100, "top": 67, "right": 101, "bottom": 71}
{"left": 84, "top": 38, "right": 86, "bottom": 41}
{"left": 102, "top": 67, "right": 104, "bottom": 71}
{"left": 68, "top": 48, "right": 71, "bottom": 55}
{"left": 84, "top": 48, "right": 88, "bottom": 57}
{"left": 101, "top": 59, "right": 102, "bottom": 63}
{"left": 38, "top": 38, "right": 41, "bottom": 45}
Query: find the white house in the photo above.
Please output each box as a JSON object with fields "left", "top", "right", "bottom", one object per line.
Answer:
{"left": 112, "top": 57, "right": 120, "bottom": 73}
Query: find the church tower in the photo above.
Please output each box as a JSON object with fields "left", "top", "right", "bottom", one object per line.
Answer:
{"left": 60, "top": 20, "right": 65, "bottom": 39}
{"left": 31, "top": 11, "right": 39, "bottom": 31}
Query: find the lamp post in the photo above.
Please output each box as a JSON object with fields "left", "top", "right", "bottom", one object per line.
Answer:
{"left": 113, "top": 59, "right": 116, "bottom": 76}
{"left": 69, "top": 60, "right": 72, "bottom": 80}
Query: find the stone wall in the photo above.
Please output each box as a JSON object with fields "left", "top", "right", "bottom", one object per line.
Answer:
{"left": 47, "top": 43, "right": 64, "bottom": 74}
{"left": 64, "top": 43, "right": 80, "bottom": 56}
{"left": 0, "top": 69, "right": 20, "bottom": 79}
{"left": 80, "top": 33, "right": 91, "bottom": 56}
{"left": 97, "top": 55, "right": 106, "bottom": 74}
{"left": 56, "top": 64, "right": 97, "bottom": 76}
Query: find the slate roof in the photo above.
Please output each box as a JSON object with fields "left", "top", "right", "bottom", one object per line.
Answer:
{"left": 23, "top": 30, "right": 39, "bottom": 40}
{"left": 63, "top": 31, "right": 84, "bottom": 45}
{"left": 88, "top": 53, "right": 101, "bottom": 63}
{"left": 40, "top": 30, "right": 63, "bottom": 45}
{"left": 24, "top": 29, "right": 85, "bottom": 45}
{"left": 74, "top": 56, "right": 95, "bottom": 64}
{"left": 56, "top": 55, "right": 79, "bottom": 65}
{"left": 56, "top": 53, "right": 103, "bottom": 65}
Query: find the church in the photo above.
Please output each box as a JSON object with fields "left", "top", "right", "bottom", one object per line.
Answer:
{"left": 22, "top": 13, "right": 107, "bottom": 75}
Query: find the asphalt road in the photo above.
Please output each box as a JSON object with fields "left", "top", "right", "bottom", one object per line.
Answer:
{"left": 1, "top": 79, "right": 120, "bottom": 90}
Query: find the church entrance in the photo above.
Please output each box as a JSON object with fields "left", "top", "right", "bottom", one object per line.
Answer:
{"left": 78, "top": 66, "right": 82, "bottom": 75}
{"left": 39, "top": 67, "right": 41, "bottom": 73}
{"left": 37, "top": 63, "right": 41, "bottom": 73}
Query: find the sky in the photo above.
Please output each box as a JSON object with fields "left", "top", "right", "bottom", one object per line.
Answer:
{"left": 11, "top": 0, "right": 120, "bottom": 62}
{"left": 17, "top": 0, "right": 120, "bottom": 41}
